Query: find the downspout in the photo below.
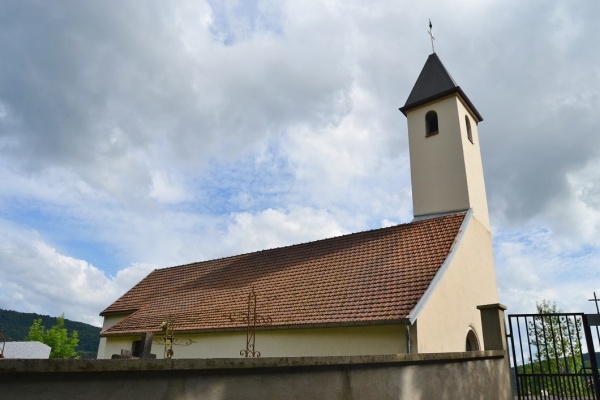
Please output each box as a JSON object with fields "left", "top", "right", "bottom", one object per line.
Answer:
{"left": 404, "top": 322, "right": 412, "bottom": 354}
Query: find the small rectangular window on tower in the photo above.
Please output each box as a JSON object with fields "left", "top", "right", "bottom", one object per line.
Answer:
{"left": 465, "top": 115, "right": 473, "bottom": 144}
{"left": 425, "top": 111, "right": 439, "bottom": 136}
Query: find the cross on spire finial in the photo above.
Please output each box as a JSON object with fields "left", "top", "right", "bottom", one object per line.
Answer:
{"left": 590, "top": 291, "right": 600, "bottom": 314}
{"left": 428, "top": 19, "right": 435, "bottom": 53}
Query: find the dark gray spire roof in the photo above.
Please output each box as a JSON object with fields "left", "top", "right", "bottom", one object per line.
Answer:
{"left": 399, "top": 53, "right": 483, "bottom": 121}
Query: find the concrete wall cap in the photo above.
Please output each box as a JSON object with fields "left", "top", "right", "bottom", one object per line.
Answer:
{"left": 0, "top": 351, "right": 506, "bottom": 374}
{"left": 477, "top": 304, "right": 507, "bottom": 311}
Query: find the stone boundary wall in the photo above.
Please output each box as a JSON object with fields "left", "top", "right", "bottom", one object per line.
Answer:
{"left": 2, "top": 350, "right": 511, "bottom": 400}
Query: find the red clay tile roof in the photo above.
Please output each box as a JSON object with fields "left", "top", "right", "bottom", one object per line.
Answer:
{"left": 100, "top": 212, "right": 467, "bottom": 336}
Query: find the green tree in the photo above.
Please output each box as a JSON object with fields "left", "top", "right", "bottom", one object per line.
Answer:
{"left": 26, "top": 314, "right": 79, "bottom": 359}
{"left": 520, "top": 300, "right": 584, "bottom": 396}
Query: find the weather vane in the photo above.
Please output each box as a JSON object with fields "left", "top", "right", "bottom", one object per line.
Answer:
{"left": 428, "top": 19, "right": 435, "bottom": 53}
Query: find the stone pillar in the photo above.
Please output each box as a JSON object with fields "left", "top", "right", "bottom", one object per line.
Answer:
{"left": 478, "top": 303, "right": 512, "bottom": 400}
{"left": 140, "top": 332, "right": 154, "bottom": 359}
{"left": 476, "top": 303, "right": 507, "bottom": 351}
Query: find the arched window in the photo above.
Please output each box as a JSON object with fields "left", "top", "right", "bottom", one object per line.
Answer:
{"left": 466, "top": 329, "right": 480, "bottom": 351}
{"left": 425, "top": 111, "right": 439, "bottom": 136}
{"left": 465, "top": 115, "right": 473, "bottom": 144}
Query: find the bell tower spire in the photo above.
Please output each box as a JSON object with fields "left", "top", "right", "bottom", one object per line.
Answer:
{"left": 400, "top": 53, "right": 490, "bottom": 230}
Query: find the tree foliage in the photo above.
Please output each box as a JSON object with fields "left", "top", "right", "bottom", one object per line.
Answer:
{"left": 528, "top": 300, "right": 583, "bottom": 369}
{"left": 26, "top": 314, "right": 79, "bottom": 359}
{"left": 518, "top": 300, "right": 586, "bottom": 396}
{"left": 0, "top": 309, "right": 100, "bottom": 356}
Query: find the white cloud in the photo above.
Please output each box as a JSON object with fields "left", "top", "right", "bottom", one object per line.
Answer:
{"left": 149, "top": 170, "right": 193, "bottom": 204}
{"left": 223, "top": 207, "right": 345, "bottom": 254}
{"left": 0, "top": 221, "right": 156, "bottom": 326}
{"left": 495, "top": 226, "right": 600, "bottom": 315}
{"left": 0, "top": 0, "right": 599, "bottom": 325}
{"left": 0, "top": 207, "right": 344, "bottom": 326}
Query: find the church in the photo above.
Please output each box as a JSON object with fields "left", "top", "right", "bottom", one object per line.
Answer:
{"left": 97, "top": 51, "right": 500, "bottom": 359}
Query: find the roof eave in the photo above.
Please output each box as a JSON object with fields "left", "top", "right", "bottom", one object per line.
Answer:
{"left": 99, "top": 308, "right": 139, "bottom": 317}
{"left": 399, "top": 87, "right": 483, "bottom": 122}
{"left": 405, "top": 209, "right": 474, "bottom": 324}
{"left": 100, "top": 319, "right": 411, "bottom": 337}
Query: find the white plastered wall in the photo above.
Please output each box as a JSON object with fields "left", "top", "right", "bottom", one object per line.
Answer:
{"left": 413, "top": 215, "right": 499, "bottom": 353}
{"left": 406, "top": 95, "right": 490, "bottom": 230}
{"left": 98, "top": 324, "right": 407, "bottom": 359}
{"left": 96, "top": 313, "right": 131, "bottom": 359}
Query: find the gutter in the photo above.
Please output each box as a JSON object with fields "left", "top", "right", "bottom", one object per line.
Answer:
{"left": 100, "top": 319, "right": 409, "bottom": 337}
{"left": 404, "top": 322, "right": 412, "bottom": 354}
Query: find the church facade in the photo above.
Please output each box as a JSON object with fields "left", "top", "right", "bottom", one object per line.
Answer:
{"left": 97, "top": 52, "right": 499, "bottom": 359}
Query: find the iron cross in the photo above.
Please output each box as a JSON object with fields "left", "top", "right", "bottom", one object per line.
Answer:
{"left": 589, "top": 291, "right": 600, "bottom": 314}
{"left": 428, "top": 19, "right": 435, "bottom": 53}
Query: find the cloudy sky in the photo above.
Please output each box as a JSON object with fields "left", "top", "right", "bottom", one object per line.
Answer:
{"left": 0, "top": 0, "right": 599, "bottom": 327}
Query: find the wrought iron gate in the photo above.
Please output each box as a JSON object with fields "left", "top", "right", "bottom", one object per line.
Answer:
{"left": 507, "top": 313, "right": 600, "bottom": 400}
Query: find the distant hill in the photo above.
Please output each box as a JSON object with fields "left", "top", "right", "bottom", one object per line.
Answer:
{"left": 583, "top": 352, "right": 600, "bottom": 365}
{"left": 510, "top": 352, "right": 600, "bottom": 394}
{"left": 0, "top": 309, "right": 101, "bottom": 359}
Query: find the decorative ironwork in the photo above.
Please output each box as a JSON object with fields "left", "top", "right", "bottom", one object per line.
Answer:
{"left": 160, "top": 317, "right": 175, "bottom": 359}
{"left": 589, "top": 291, "right": 600, "bottom": 343}
{"left": 428, "top": 19, "right": 435, "bottom": 53}
{"left": 228, "top": 287, "right": 272, "bottom": 357}
{"left": 154, "top": 317, "right": 196, "bottom": 359}
{"left": 590, "top": 292, "right": 600, "bottom": 313}
{"left": 153, "top": 337, "right": 196, "bottom": 347}
{"left": 507, "top": 312, "right": 600, "bottom": 399}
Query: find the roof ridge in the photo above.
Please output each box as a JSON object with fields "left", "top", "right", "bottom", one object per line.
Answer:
{"left": 155, "top": 212, "right": 466, "bottom": 272}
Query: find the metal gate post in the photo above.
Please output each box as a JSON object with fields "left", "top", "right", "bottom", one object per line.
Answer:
{"left": 507, "top": 317, "right": 521, "bottom": 398}
{"left": 583, "top": 314, "right": 600, "bottom": 400}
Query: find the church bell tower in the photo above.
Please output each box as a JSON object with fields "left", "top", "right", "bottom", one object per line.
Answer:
{"left": 400, "top": 53, "right": 490, "bottom": 231}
